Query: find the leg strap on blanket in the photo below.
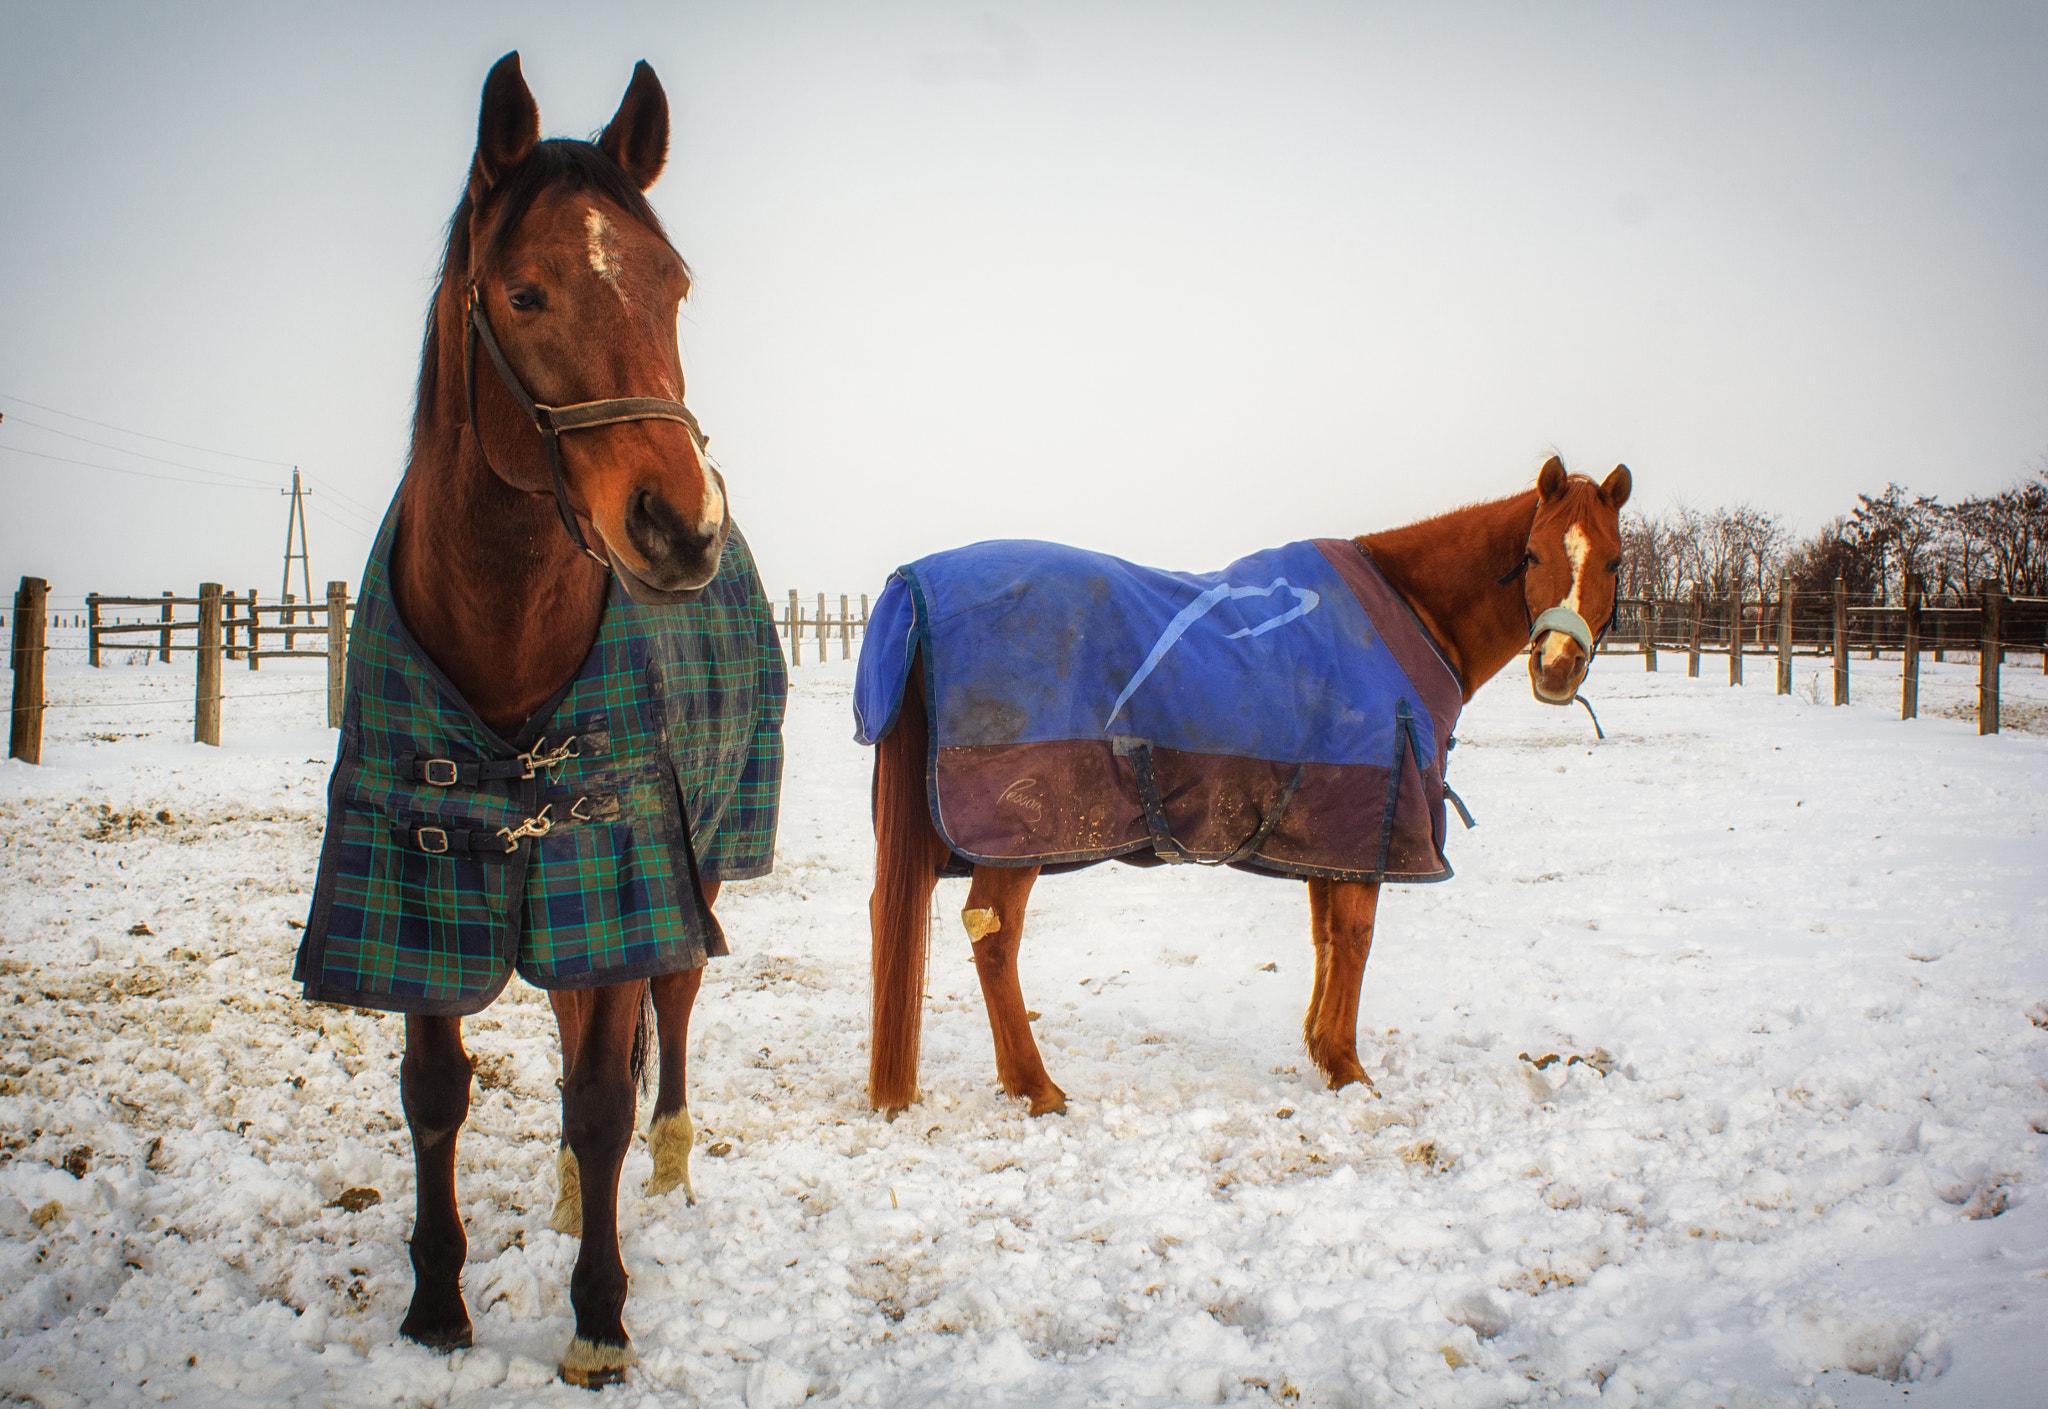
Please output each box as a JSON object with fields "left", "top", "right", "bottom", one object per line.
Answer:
{"left": 1112, "top": 736, "right": 1305, "bottom": 866}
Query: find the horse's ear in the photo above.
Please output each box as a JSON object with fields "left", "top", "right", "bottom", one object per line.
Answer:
{"left": 599, "top": 61, "right": 669, "bottom": 191}
{"left": 1601, "top": 464, "right": 1632, "bottom": 511}
{"left": 470, "top": 52, "right": 540, "bottom": 206}
{"left": 1537, "top": 456, "right": 1568, "bottom": 503}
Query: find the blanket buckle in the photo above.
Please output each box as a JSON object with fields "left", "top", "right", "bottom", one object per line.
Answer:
{"left": 421, "top": 758, "right": 460, "bottom": 787}
{"left": 417, "top": 826, "right": 450, "bottom": 854}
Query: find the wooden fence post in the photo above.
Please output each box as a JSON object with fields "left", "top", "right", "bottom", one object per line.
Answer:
{"left": 88, "top": 593, "right": 102, "bottom": 668}
{"left": 1775, "top": 575, "right": 1793, "bottom": 695}
{"left": 815, "top": 592, "right": 826, "bottom": 665}
{"left": 1687, "top": 591, "right": 1701, "bottom": 677}
{"left": 1643, "top": 600, "right": 1658, "bottom": 671}
{"left": 1901, "top": 572, "right": 1921, "bottom": 721}
{"left": 327, "top": 581, "right": 348, "bottom": 728}
{"left": 195, "top": 583, "right": 223, "bottom": 746}
{"left": 840, "top": 593, "right": 851, "bottom": 660}
{"left": 861, "top": 593, "right": 870, "bottom": 651}
{"left": 1979, "top": 580, "right": 2001, "bottom": 735}
{"left": 1727, "top": 585, "right": 1743, "bottom": 686}
{"left": 9, "top": 577, "right": 48, "bottom": 764}
{"left": 158, "top": 591, "right": 172, "bottom": 663}
{"left": 1832, "top": 576, "right": 1849, "bottom": 705}
{"left": 787, "top": 589, "right": 801, "bottom": 666}
{"left": 245, "top": 587, "right": 261, "bottom": 670}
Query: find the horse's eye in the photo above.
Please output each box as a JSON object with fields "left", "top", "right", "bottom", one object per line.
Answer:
{"left": 1607, "top": 558, "right": 1622, "bottom": 574}
{"left": 507, "top": 288, "right": 545, "bottom": 312}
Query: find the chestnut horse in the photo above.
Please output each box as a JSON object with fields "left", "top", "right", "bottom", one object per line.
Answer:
{"left": 867, "top": 457, "right": 1631, "bottom": 1114}
{"left": 388, "top": 55, "right": 724, "bottom": 1382}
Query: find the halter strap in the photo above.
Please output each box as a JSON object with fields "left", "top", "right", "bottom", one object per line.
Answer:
{"left": 463, "top": 286, "right": 709, "bottom": 568}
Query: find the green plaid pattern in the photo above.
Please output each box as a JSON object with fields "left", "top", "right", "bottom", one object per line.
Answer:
{"left": 294, "top": 509, "right": 785, "bottom": 1016}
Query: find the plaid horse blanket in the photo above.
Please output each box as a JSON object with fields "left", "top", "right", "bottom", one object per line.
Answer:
{"left": 855, "top": 538, "right": 1464, "bottom": 881}
{"left": 294, "top": 512, "right": 785, "bottom": 1016}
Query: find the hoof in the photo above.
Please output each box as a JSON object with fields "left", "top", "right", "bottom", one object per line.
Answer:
{"left": 643, "top": 1108, "right": 695, "bottom": 1205}
{"left": 548, "top": 1145, "right": 583, "bottom": 1236}
{"left": 1027, "top": 1087, "right": 1068, "bottom": 1117}
{"left": 399, "top": 1314, "right": 473, "bottom": 1351}
{"left": 560, "top": 1335, "right": 637, "bottom": 1389}
{"left": 1326, "top": 1066, "right": 1377, "bottom": 1093}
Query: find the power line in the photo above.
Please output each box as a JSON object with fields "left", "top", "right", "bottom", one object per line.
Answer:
{"left": 1, "top": 412, "right": 281, "bottom": 487}
{"left": 301, "top": 470, "right": 387, "bottom": 519}
{"left": 0, "top": 443, "right": 270, "bottom": 491}
{"left": 0, "top": 392, "right": 296, "bottom": 467}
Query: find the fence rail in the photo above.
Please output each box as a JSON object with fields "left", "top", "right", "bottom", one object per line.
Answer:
{"left": 9, "top": 578, "right": 355, "bottom": 758}
{"left": 1590, "top": 575, "right": 2044, "bottom": 733}
{"left": 19, "top": 571, "right": 2036, "bottom": 764}
{"left": 774, "top": 590, "right": 870, "bottom": 667}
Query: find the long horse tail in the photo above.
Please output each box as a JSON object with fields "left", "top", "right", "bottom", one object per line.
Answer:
{"left": 631, "top": 982, "right": 655, "bottom": 1096}
{"left": 869, "top": 656, "right": 941, "bottom": 1113}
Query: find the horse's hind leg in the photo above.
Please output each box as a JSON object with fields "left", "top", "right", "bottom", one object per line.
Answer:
{"left": 965, "top": 864, "right": 1065, "bottom": 1116}
{"left": 399, "top": 1015, "right": 475, "bottom": 1349}
{"left": 547, "top": 989, "right": 592, "bottom": 1236}
{"left": 1301, "top": 878, "right": 1380, "bottom": 1091}
{"left": 555, "top": 979, "right": 646, "bottom": 1387}
{"left": 1304, "top": 877, "right": 1334, "bottom": 1053}
{"left": 644, "top": 929, "right": 709, "bottom": 1201}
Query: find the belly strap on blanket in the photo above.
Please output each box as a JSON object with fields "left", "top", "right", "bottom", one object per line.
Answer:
{"left": 1111, "top": 736, "right": 1305, "bottom": 866}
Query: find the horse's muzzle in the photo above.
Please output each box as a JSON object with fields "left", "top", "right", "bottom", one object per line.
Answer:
{"left": 608, "top": 470, "right": 729, "bottom": 605}
{"left": 1527, "top": 606, "right": 1593, "bottom": 705}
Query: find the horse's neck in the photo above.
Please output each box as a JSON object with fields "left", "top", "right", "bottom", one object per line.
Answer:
{"left": 1356, "top": 491, "right": 1538, "bottom": 701}
{"left": 390, "top": 308, "right": 609, "bottom": 739}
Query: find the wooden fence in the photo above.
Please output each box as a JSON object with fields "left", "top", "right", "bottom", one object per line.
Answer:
{"left": 20, "top": 569, "right": 2037, "bottom": 764}
{"left": 776, "top": 590, "right": 870, "bottom": 667}
{"left": 1592, "top": 575, "right": 2047, "bottom": 734}
{"left": 9, "top": 577, "right": 354, "bottom": 760}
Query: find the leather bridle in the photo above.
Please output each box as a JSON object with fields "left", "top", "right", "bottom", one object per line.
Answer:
{"left": 1497, "top": 539, "right": 1617, "bottom": 692}
{"left": 463, "top": 282, "right": 718, "bottom": 569}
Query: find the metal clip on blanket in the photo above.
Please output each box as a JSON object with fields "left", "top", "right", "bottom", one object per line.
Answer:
{"left": 519, "top": 736, "right": 581, "bottom": 781}
{"left": 497, "top": 803, "right": 555, "bottom": 850}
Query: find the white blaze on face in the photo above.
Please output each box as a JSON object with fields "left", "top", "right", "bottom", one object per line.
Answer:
{"left": 584, "top": 208, "right": 626, "bottom": 299}
{"left": 698, "top": 465, "right": 724, "bottom": 531}
{"left": 1538, "top": 525, "right": 1593, "bottom": 674}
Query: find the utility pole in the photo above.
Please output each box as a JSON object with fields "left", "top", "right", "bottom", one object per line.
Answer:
{"left": 280, "top": 467, "right": 313, "bottom": 636}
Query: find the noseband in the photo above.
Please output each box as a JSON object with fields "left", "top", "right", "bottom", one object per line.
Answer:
{"left": 464, "top": 285, "right": 710, "bottom": 568}
{"left": 1497, "top": 544, "right": 1616, "bottom": 679}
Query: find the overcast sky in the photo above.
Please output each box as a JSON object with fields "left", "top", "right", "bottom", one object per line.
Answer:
{"left": 3, "top": 1, "right": 2044, "bottom": 610}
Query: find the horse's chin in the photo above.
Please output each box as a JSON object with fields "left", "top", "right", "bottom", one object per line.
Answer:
{"left": 1528, "top": 660, "right": 1586, "bottom": 706}
{"left": 606, "top": 539, "right": 723, "bottom": 606}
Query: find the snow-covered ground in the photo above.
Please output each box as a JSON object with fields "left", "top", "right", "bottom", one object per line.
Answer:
{"left": 0, "top": 641, "right": 2044, "bottom": 1408}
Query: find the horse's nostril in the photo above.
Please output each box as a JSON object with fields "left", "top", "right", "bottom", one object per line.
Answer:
{"left": 626, "top": 487, "right": 716, "bottom": 569}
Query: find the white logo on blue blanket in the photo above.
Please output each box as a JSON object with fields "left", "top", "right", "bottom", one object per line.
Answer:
{"left": 1103, "top": 577, "right": 1321, "bottom": 729}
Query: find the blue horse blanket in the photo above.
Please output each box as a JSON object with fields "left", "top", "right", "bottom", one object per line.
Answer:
{"left": 855, "top": 538, "right": 1464, "bottom": 881}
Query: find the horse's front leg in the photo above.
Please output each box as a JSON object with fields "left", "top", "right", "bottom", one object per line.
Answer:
{"left": 964, "top": 864, "right": 1064, "bottom": 1115}
{"left": 399, "top": 1014, "right": 475, "bottom": 1349}
{"left": 556, "top": 979, "right": 646, "bottom": 1388}
{"left": 1301, "top": 877, "right": 1380, "bottom": 1091}
{"left": 644, "top": 879, "right": 716, "bottom": 1202}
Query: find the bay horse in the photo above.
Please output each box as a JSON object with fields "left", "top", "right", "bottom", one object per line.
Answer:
{"left": 866, "top": 457, "right": 1630, "bottom": 1115}
{"left": 297, "top": 54, "right": 772, "bottom": 1386}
